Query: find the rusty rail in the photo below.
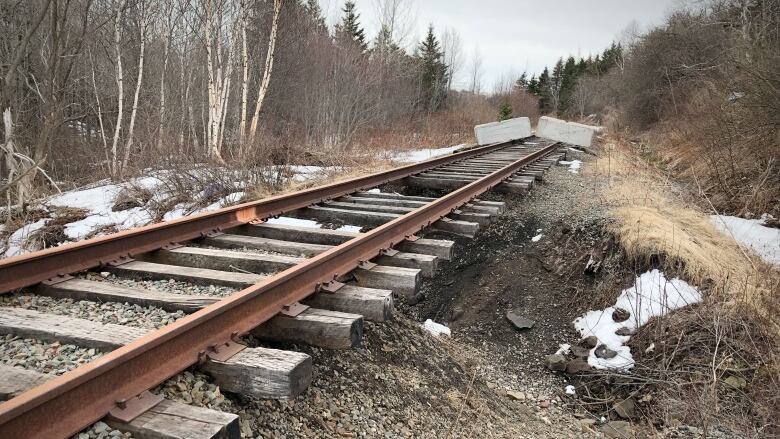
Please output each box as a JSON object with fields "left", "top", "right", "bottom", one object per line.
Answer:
{"left": 0, "top": 141, "right": 516, "bottom": 294}
{"left": 0, "top": 141, "right": 559, "bottom": 438}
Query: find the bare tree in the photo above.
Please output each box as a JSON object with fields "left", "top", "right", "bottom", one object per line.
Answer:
{"left": 441, "top": 27, "right": 463, "bottom": 90}
{"left": 468, "top": 46, "right": 483, "bottom": 95}
{"left": 122, "top": 0, "right": 150, "bottom": 175}
{"left": 248, "top": 0, "right": 282, "bottom": 143}
{"left": 1, "top": 0, "right": 54, "bottom": 206}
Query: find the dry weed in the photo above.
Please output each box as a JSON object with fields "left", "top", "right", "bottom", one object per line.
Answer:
{"left": 587, "top": 135, "right": 777, "bottom": 313}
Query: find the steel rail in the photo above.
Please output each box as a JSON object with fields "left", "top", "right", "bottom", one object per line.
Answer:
{"left": 0, "top": 140, "right": 519, "bottom": 294}
{"left": 0, "top": 142, "right": 559, "bottom": 438}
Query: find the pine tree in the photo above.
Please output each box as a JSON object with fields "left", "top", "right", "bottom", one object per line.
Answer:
{"left": 304, "top": 0, "right": 326, "bottom": 31}
{"left": 373, "top": 25, "right": 402, "bottom": 57}
{"left": 550, "top": 58, "right": 564, "bottom": 114}
{"left": 527, "top": 75, "right": 539, "bottom": 95}
{"left": 416, "top": 24, "right": 448, "bottom": 111}
{"left": 515, "top": 72, "right": 529, "bottom": 90}
{"left": 497, "top": 102, "right": 512, "bottom": 121}
{"left": 335, "top": 1, "right": 368, "bottom": 52}
{"left": 558, "top": 56, "right": 578, "bottom": 114}
{"left": 537, "top": 67, "right": 552, "bottom": 113}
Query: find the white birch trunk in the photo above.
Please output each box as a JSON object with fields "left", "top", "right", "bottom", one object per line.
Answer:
{"left": 248, "top": 0, "right": 282, "bottom": 142}
{"left": 110, "top": 1, "right": 126, "bottom": 179}
{"left": 122, "top": 0, "right": 147, "bottom": 175}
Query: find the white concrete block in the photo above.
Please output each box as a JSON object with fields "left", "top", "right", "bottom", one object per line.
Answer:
{"left": 474, "top": 117, "right": 532, "bottom": 145}
{"left": 537, "top": 116, "right": 597, "bottom": 147}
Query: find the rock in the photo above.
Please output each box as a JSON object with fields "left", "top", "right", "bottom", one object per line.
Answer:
{"left": 506, "top": 311, "right": 535, "bottom": 330}
{"left": 450, "top": 307, "right": 464, "bottom": 321}
{"left": 595, "top": 345, "right": 618, "bottom": 359}
{"left": 614, "top": 398, "right": 637, "bottom": 419}
{"left": 579, "top": 418, "right": 597, "bottom": 433}
{"left": 571, "top": 346, "right": 590, "bottom": 358}
{"left": 538, "top": 399, "right": 550, "bottom": 408}
{"left": 723, "top": 375, "right": 747, "bottom": 390}
{"left": 601, "top": 421, "right": 634, "bottom": 438}
{"left": 579, "top": 336, "right": 598, "bottom": 349}
{"left": 506, "top": 390, "right": 526, "bottom": 401}
{"left": 612, "top": 308, "right": 630, "bottom": 323}
{"left": 545, "top": 354, "right": 567, "bottom": 372}
{"left": 565, "top": 359, "right": 591, "bottom": 374}
{"left": 615, "top": 327, "right": 633, "bottom": 336}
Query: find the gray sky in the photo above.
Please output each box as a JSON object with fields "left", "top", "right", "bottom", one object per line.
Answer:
{"left": 318, "top": 0, "right": 680, "bottom": 91}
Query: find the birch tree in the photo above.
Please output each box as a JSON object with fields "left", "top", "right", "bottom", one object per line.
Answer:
{"left": 248, "top": 0, "right": 283, "bottom": 143}
{"left": 109, "top": 0, "right": 127, "bottom": 178}
{"left": 122, "top": 0, "right": 150, "bottom": 175}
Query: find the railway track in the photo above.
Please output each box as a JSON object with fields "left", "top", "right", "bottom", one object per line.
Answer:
{"left": 0, "top": 137, "right": 566, "bottom": 438}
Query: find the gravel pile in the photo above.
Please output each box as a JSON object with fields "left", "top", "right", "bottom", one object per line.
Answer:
{"left": 154, "top": 370, "right": 227, "bottom": 409}
{"left": 1, "top": 293, "right": 185, "bottom": 329}
{"left": 229, "top": 317, "right": 584, "bottom": 438}
{"left": 0, "top": 335, "right": 102, "bottom": 375}
{"left": 85, "top": 272, "right": 237, "bottom": 297}
{"left": 75, "top": 421, "right": 132, "bottom": 439}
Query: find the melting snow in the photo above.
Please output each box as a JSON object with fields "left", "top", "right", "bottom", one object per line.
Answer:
{"left": 565, "top": 385, "right": 576, "bottom": 395}
{"left": 391, "top": 144, "right": 466, "bottom": 163}
{"left": 531, "top": 234, "right": 543, "bottom": 242}
{"left": 422, "top": 319, "right": 451, "bottom": 337}
{"left": 265, "top": 216, "right": 362, "bottom": 233}
{"left": 559, "top": 160, "right": 582, "bottom": 174}
{"left": 710, "top": 215, "right": 780, "bottom": 266}
{"left": 573, "top": 270, "right": 701, "bottom": 370}
{"left": 4, "top": 219, "right": 48, "bottom": 257}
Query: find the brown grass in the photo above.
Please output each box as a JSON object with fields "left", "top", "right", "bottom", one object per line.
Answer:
{"left": 587, "top": 135, "right": 777, "bottom": 312}
{"left": 581, "top": 133, "right": 780, "bottom": 436}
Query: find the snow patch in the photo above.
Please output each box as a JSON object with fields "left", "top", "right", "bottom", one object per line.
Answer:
{"left": 710, "top": 215, "right": 780, "bottom": 266}
{"left": 367, "top": 188, "right": 381, "bottom": 194}
{"left": 422, "top": 319, "right": 451, "bottom": 337}
{"left": 265, "top": 216, "right": 362, "bottom": 233}
{"left": 556, "top": 343, "right": 571, "bottom": 355}
{"left": 4, "top": 219, "right": 48, "bottom": 257}
{"left": 391, "top": 144, "right": 466, "bottom": 163}
{"left": 565, "top": 385, "right": 576, "bottom": 395}
{"left": 559, "top": 160, "right": 582, "bottom": 174}
{"left": 531, "top": 234, "right": 543, "bottom": 242}
{"left": 573, "top": 270, "right": 701, "bottom": 370}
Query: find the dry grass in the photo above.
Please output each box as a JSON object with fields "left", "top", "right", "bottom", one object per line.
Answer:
{"left": 587, "top": 135, "right": 777, "bottom": 313}
{"left": 579, "top": 133, "right": 780, "bottom": 436}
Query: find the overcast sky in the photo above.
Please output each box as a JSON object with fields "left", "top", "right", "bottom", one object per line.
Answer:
{"left": 317, "top": 0, "right": 680, "bottom": 91}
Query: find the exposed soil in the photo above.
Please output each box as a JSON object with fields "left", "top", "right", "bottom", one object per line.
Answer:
{"left": 214, "top": 151, "right": 622, "bottom": 438}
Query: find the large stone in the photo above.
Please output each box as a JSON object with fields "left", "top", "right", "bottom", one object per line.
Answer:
{"left": 474, "top": 117, "right": 532, "bottom": 145}
{"left": 612, "top": 308, "right": 630, "bottom": 323}
{"left": 614, "top": 398, "right": 637, "bottom": 419}
{"left": 537, "top": 116, "right": 597, "bottom": 147}
{"left": 579, "top": 336, "right": 598, "bottom": 349}
{"left": 506, "top": 311, "right": 535, "bottom": 330}
{"left": 565, "top": 359, "right": 591, "bottom": 374}
{"left": 595, "top": 345, "right": 618, "bottom": 359}
{"left": 545, "top": 354, "right": 567, "bottom": 372}
{"left": 600, "top": 421, "right": 634, "bottom": 438}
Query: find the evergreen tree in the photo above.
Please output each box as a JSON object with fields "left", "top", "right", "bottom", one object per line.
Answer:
{"left": 304, "top": 0, "right": 326, "bottom": 31}
{"left": 416, "top": 24, "right": 448, "bottom": 111}
{"left": 373, "top": 25, "right": 402, "bottom": 57}
{"left": 498, "top": 102, "right": 512, "bottom": 121}
{"left": 558, "top": 56, "right": 578, "bottom": 114}
{"left": 335, "top": 1, "right": 368, "bottom": 52}
{"left": 537, "top": 67, "right": 552, "bottom": 113}
{"left": 515, "top": 72, "right": 529, "bottom": 90}
{"left": 527, "top": 75, "right": 540, "bottom": 95}
{"left": 550, "top": 59, "right": 564, "bottom": 113}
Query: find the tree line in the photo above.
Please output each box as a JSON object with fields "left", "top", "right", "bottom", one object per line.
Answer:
{"left": 0, "top": 0, "right": 474, "bottom": 209}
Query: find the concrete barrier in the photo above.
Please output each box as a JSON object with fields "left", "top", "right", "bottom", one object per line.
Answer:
{"left": 537, "top": 116, "right": 598, "bottom": 147}
{"left": 474, "top": 117, "right": 531, "bottom": 145}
